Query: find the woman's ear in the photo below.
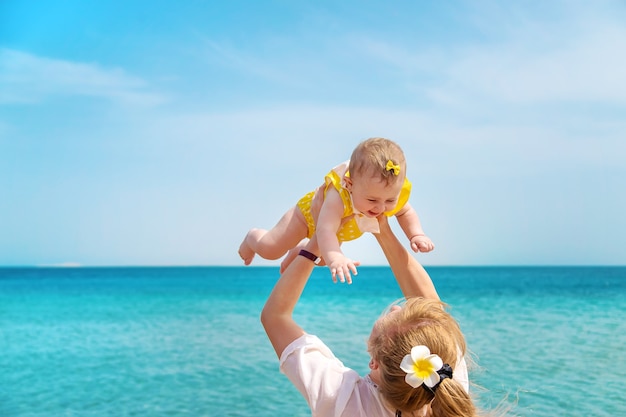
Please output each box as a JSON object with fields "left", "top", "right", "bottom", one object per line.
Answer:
{"left": 369, "top": 358, "right": 382, "bottom": 385}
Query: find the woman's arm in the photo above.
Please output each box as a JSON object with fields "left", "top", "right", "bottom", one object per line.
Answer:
{"left": 262, "top": 216, "right": 437, "bottom": 358}
{"left": 260, "top": 238, "right": 320, "bottom": 358}
{"left": 373, "top": 215, "right": 439, "bottom": 300}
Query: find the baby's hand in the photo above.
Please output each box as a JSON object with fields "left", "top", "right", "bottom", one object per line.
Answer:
{"left": 410, "top": 235, "right": 435, "bottom": 253}
{"left": 327, "top": 256, "right": 360, "bottom": 284}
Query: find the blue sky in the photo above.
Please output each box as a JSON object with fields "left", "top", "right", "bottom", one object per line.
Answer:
{"left": 1, "top": 0, "right": 624, "bottom": 266}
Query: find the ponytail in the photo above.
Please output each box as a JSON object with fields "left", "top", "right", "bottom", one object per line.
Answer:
{"left": 430, "top": 378, "right": 477, "bottom": 417}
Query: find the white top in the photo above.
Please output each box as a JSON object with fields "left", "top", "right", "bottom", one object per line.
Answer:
{"left": 280, "top": 334, "right": 469, "bottom": 417}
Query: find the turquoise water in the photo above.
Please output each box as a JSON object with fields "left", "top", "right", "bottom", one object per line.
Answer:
{"left": 1, "top": 266, "right": 625, "bottom": 416}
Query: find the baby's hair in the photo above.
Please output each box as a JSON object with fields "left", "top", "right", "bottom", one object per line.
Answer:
{"left": 369, "top": 298, "right": 484, "bottom": 417}
{"left": 349, "top": 137, "right": 406, "bottom": 185}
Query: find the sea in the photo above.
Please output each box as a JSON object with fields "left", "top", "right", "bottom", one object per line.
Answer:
{"left": 1, "top": 266, "right": 624, "bottom": 417}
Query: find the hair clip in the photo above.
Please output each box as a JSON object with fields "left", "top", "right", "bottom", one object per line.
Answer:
{"left": 385, "top": 160, "right": 400, "bottom": 176}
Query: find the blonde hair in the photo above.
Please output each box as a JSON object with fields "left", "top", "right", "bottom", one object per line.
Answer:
{"left": 349, "top": 137, "right": 406, "bottom": 185}
{"left": 368, "top": 298, "right": 483, "bottom": 417}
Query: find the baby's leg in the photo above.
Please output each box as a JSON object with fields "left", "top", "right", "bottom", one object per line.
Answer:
{"left": 238, "top": 206, "right": 308, "bottom": 265}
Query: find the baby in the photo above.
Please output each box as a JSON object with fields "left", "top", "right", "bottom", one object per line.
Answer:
{"left": 238, "top": 137, "right": 434, "bottom": 283}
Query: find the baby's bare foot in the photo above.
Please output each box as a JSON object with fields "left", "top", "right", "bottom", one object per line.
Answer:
{"left": 238, "top": 240, "right": 255, "bottom": 265}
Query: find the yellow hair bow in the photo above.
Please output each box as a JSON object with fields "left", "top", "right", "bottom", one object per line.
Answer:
{"left": 385, "top": 160, "right": 401, "bottom": 176}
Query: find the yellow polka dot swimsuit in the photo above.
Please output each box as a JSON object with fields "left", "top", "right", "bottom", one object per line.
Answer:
{"left": 296, "top": 161, "right": 412, "bottom": 241}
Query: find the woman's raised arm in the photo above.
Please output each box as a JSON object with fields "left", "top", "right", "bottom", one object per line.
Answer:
{"left": 260, "top": 238, "right": 320, "bottom": 358}
{"left": 373, "top": 216, "right": 439, "bottom": 300}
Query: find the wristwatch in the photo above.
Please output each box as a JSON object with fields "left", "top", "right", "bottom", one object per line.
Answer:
{"left": 298, "top": 249, "right": 321, "bottom": 264}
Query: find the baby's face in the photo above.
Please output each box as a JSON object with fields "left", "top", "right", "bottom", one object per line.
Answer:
{"left": 348, "top": 174, "right": 404, "bottom": 218}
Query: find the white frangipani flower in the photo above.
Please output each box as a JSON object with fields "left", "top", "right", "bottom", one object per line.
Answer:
{"left": 399, "top": 345, "right": 443, "bottom": 388}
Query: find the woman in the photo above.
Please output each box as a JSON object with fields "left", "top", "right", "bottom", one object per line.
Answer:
{"left": 261, "top": 217, "right": 484, "bottom": 417}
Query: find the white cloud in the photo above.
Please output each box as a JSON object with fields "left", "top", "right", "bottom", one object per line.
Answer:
{"left": 439, "top": 3, "right": 626, "bottom": 104}
{"left": 0, "top": 48, "right": 166, "bottom": 106}
{"left": 201, "top": 38, "right": 313, "bottom": 88}
{"left": 349, "top": 2, "right": 626, "bottom": 106}
{"left": 444, "top": 25, "right": 626, "bottom": 104}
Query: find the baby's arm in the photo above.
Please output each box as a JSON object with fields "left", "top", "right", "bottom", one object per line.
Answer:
{"left": 316, "top": 188, "right": 359, "bottom": 284}
{"left": 394, "top": 203, "right": 435, "bottom": 253}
